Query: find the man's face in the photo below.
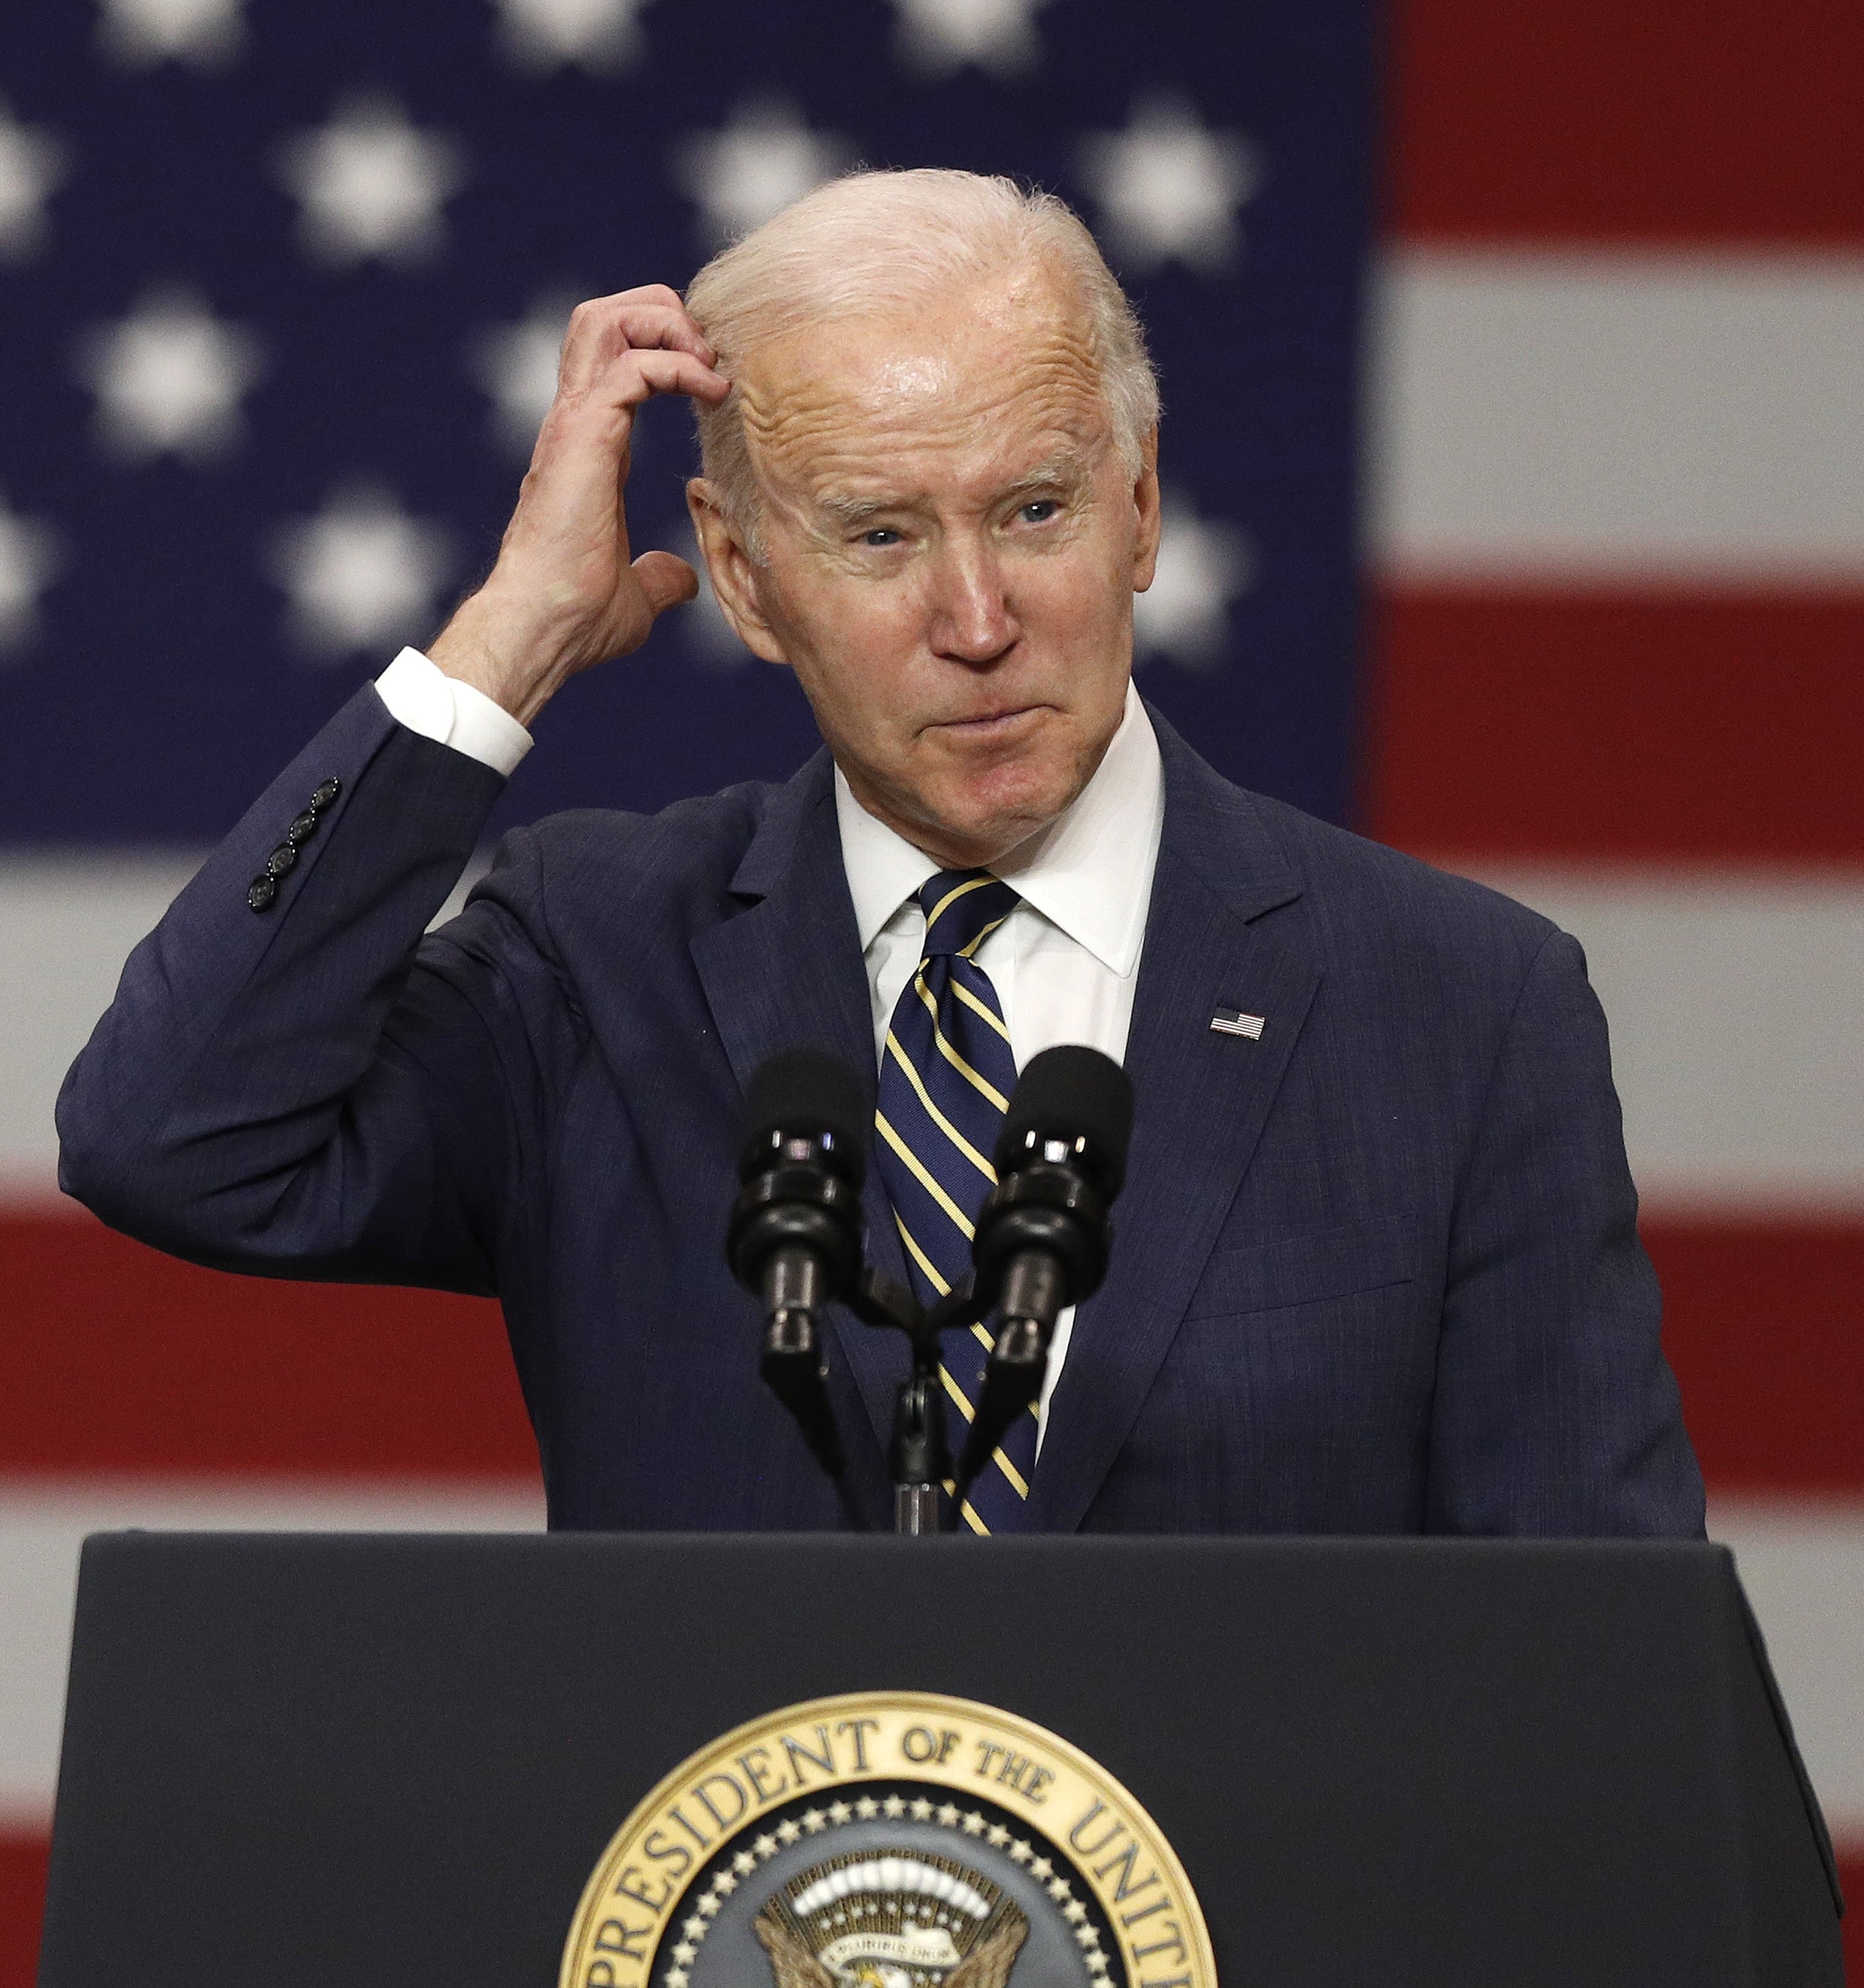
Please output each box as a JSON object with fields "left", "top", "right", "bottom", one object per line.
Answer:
{"left": 690, "top": 263, "right": 1161, "bottom": 868}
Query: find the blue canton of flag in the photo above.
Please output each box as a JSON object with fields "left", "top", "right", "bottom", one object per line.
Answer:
{"left": 0, "top": 0, "right": 1376, "bottom": 848}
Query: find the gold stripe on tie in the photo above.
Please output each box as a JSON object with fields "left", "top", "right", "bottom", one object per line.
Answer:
{"left": 893, "top": 1211, "right": 950, "bottom": 1296}
{"left": 957, "top": 915, "right": 1009, "bottom": 961}
{"left": 949, "top": 978, "right": 1013, "bottom": 1040}
{"left": 911, "top": 975, "right": 1010, "bottom": 1111}
{"left": 925, "top": 873, "right": 998, "bottom": 933}
{"left": 884, "top": 1032, "right": 997, "bottom": 1183}
{"left": 875, "top": 1112, "right": 975, "bottom": 1238}
{"left": 959, "top": 1500, "right": 990, "bottom": 1536}
{"left": 938, "top": 1369, "right": 1033, "bottom": 1500}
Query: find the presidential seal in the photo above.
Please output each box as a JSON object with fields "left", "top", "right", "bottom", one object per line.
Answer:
{"left": 560, "top": 1692, "right": 1215, "bottom": 1988}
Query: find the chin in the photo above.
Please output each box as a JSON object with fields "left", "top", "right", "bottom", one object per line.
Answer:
{"left": 933, "top": 764, "right": 1077, "bottom": 859}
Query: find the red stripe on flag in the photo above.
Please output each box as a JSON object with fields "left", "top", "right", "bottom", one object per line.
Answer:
{"left": 6, "top": 1212, "right": 1862, "bottom": 1497}
{"left": 1361, "top": 588, "right": 1864, "bottom": 863}
{"left": 1650, "top": 1219, "right": 1864, "bottom": 1496}
{"left": 0, "top": 1833, "right": 48, "bottom": 1988}
{"left": 0, "top": 1211, "right": 535, "bottom": 1478}
{"left": 1387, "top": 0, "right": 1864, "bottom": 245}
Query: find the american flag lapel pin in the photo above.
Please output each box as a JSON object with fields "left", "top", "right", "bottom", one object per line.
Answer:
{"left": 1210, "top": 1007, "right": 1266, "bottom": 1040}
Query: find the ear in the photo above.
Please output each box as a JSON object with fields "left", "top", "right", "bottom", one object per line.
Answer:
{"left": 1130, "top": 426, "right": 1163, "bottom": 593}
{"left": 686, "top": 479, "right": 790, "bottom": 666}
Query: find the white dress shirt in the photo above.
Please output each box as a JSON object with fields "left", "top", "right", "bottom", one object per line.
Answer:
{"left": 377, "top": 646, "right": 534, "bottom": 777}
{"left": 378, "top": 648, "right": 1166, "bottom": 1441}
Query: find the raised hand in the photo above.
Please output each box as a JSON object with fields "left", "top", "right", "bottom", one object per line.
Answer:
{"left": 427, "top": 285, "right": 730, "bottom": 726}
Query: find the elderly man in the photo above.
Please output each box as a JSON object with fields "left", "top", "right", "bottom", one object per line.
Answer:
{"left": 58, "top": 170, "right": 1703, "bottom": 1537}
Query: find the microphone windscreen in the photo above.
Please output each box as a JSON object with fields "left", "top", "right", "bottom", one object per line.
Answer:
{"left": 742, "top": 1049, "right": 869, "bottom": 1185}
{"left": 994, "top": 1045, "right": 1135, "bottom": 1196}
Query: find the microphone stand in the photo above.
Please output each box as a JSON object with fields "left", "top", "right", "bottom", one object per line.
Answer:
{"left": 842, "top": 1270, "right": 967, "bottom": 1534}
{"left": 756, "top": 1262, "right": 997, "bottom": 1535}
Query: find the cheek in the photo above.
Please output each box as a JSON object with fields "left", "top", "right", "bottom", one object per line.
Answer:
{"left": 1018, "top": 558, "right": 1132, "bottom": 649}
{"left": 793, "top": 574, "right": 931, "bottom": 672}
{"left": 781, "top": 591, "right": 931, "bottom": 735}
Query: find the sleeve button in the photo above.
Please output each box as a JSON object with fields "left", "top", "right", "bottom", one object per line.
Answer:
{"left": 309, "top": 777, "right": 342, "bottom": 812}
{"left": 285, "top": 810, "right": 319, "bottom": 846}
{"left": 247, "top": 876, "right": 278, "bottom": 912}
{"left": 264, "top": 844, "right": 298, "bottom": 878}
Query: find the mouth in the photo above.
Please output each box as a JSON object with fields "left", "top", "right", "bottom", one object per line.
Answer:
{"left": 928, "top": 704, "right": 1046, "bottom": 740}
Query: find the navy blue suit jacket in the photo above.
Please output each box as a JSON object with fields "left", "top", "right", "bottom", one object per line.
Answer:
{"left": 58, "top": 686, "right": 1705, "bottom": 1536}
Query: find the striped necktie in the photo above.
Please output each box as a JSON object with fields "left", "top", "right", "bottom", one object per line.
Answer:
{"left": 874, "top": 868, "right": 1037, "bottom": 1534}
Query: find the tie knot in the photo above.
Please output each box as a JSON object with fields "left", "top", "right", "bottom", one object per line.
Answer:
{"left": 916, "top": 868, "right": 1019, "bottom": 959}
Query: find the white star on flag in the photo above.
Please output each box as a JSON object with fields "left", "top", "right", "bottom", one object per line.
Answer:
{"left": 74, "top": 288, "right": 265, "bottom": 462}
{"left": 96, "top": 0, "right": 245, "bottom": 67}
{"left": 1077, "top": 95, "right": 1260, "bottom": 274}
{"left": 470, "top": 293, "right": 575, "bottom": 460}
{"left": 276, "top": 98, "right": 467, "bottom": 268}
{"left": 886, "top": 0, "right": 1054, "bottom": 76}
{"left": 0, "top": 103, "right": 67, "bottom": 260}
{"left": 675, "top": 99, "right": 852, "bottom": 244}
{"left": 492, "top": 0, "right": 647, "bottom": 71}
{"left": 1133, "top": 487, "right": 1253, "bottom": 667}
{"left": 268, "top": 487, "right": 454, "bottom": 658}
{"left": 0, "top": 492, "right": 62, "bottom": 654}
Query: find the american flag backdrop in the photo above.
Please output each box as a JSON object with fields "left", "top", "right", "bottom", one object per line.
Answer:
{"left": 0, "top": 1, "right": 1858, "bottom": 1976}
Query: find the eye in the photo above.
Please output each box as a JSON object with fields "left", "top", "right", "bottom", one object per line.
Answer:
{"left": 859, "top": 527, "right": 903, "bottom": 549}
{"left": 1018, "top": 499, "right": 1061, "bottom": 524}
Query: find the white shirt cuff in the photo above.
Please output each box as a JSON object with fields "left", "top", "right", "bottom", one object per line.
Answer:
{"left": 374, "top": 647, "right": 533, "bottom": 779}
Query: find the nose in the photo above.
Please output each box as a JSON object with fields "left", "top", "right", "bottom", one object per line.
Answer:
{"left": 926, "top": 539, "right": 1018, "bottom": 666}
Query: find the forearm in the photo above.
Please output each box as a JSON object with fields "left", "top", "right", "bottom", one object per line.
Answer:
{"left": 56, "top": 685, "right": 511, "bottom": 1285}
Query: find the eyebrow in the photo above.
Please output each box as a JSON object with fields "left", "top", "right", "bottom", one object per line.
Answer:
{"left": 815, "top": 452, "right": 1091, "bottom": 531}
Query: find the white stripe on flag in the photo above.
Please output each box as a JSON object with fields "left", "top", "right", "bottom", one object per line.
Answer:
{"left": 7, "top": 861, "right": 1862, "bottom": 1217}
{"left": 1368, "top": 251, "right": 1864, "bottom": 580}
{"left": 0, "top": 850, "right": 492, "bottom": 1197}
{"left": 0, "top": 854, "right": 203, "bottom": 1194}
{"left": 1448, "top": 868, "right": 1864, "bottom": 1216}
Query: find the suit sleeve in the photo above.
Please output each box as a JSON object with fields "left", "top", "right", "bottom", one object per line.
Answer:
{"left": 55, "top": 684, "right": 556, "bottom": 1294}
{"left": 1425, "top": 928, "right": 1708, "bottom": 1537}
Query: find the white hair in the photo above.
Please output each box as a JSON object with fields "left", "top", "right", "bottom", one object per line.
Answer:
{"left": 683, "top": 168, "right": 1159, "bottom": 556}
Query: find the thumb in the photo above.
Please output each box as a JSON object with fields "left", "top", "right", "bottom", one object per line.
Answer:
{"left": 632, "top": 550, "right": 700, "bottom": 618}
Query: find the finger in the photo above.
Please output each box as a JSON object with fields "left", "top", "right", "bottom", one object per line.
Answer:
{"left": 569, "top": 300, "right": 716, "bottom": 364}
{"left": 611, "top": 304, "right": 716, "bottom": 362}
{"left": 631, "top": 550, "right": 700, "bottom": 618}
{"left": 607, "top": 283, "right": 686, "bottom": 313}
{"left": 558, "top": 293, "right": 716, "bottom": 389}
{"left": 599, "top": 347, "right": 731, "bottom": 410}
{"left": 516, "top": 351, "right": 721, "bottom": 533}
{"left": 531, "top": 351, "right": 727, "bottom": 484}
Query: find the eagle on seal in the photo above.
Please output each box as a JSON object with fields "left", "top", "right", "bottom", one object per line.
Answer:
{"left": 753, "top": 1908, "right": 1029, "bottom": 1988}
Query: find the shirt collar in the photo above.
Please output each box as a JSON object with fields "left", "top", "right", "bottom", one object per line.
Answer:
{"left": 833, "top": 680, "right": 1163, "bottom": 977}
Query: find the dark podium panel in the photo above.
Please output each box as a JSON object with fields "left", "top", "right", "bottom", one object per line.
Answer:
{"left": 38, "top": 1534, "right": 1842, "bottom": 1987}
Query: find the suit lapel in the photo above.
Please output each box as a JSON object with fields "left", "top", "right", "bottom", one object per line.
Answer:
{"left": 689, "top": 754, "right": 909, "bottom": 1456}
{"left": 1028, "top": 717, "right": 1320, "bottom": 1533}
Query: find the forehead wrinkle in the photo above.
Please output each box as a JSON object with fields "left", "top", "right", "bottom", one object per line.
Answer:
{"left": 739, "top": 296, "right": 1108, "bottom": 469}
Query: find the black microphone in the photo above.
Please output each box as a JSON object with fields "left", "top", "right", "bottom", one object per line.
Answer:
{"left": 955, "top": 1045, "right": 1135, "bottom": 1498}
{"left": 726, "top": 1050, "right": 867, "bottom": 1498}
